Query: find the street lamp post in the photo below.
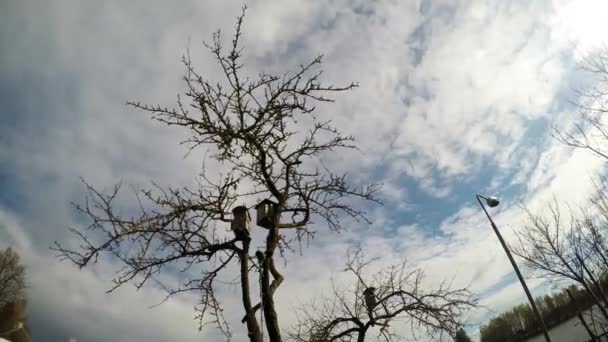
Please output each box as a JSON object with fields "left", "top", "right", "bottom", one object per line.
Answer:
{"left": 475, "top": 194, "right": 552, "bottom": 342}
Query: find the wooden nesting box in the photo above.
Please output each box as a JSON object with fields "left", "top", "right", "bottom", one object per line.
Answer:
{"left": 255, "top": 199, "right": 277, "bottom": 229}
{"left": 231, "top": 206, "right": 251, "bottom": 237}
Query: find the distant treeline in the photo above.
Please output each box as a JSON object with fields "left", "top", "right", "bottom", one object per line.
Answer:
{"left": 480, "top": 281, "right": 605, "bottom": 342}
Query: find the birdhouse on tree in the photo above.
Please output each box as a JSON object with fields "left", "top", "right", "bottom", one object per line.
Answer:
{"left": 231, "top": 206, "right": 251, "bottom": 238}
{"left": 255, "top": 199, "right": 277, "bottom": 229}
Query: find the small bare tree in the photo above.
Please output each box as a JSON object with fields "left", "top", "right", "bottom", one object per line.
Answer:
{"left": 0, "top": 248, "right": 25, "bottom": 308}
{"left": 53, "top": 8, "right": 379, "bottom": 342}
{"left": 288, "top": 249, "right": 477, "bottom": 342}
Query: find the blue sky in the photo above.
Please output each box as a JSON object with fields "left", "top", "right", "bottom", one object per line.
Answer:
{"left": 1, "top": 0, "right": 608, "bottom": 341}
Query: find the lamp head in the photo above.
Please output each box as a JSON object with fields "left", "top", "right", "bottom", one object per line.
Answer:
{"left": 486, "top": 196, "right": 500, "bottom": 208}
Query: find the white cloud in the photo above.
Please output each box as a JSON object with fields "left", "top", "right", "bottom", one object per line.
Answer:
{"left": 390, "top": 1, "right": 565, "bottom": 191}
{"left": 551, "top": 0, "right": 608, "bottom": 59}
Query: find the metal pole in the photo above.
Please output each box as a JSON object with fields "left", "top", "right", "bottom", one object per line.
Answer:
{"left": 476, "top": 194, "right": 552, "bottom": 342}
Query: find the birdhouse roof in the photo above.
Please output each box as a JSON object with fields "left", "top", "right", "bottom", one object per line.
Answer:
{"left": 255, "top": 198, "right": 277, "bottom": 208}
{"left": 232, "top": 205, "right": 251, "bottom": 220}
{"left": 232, "top": 206, "right": 248, "bottom": 213}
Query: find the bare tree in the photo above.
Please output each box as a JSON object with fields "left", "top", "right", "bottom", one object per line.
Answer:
{"left": 53, "top": 7, "right": 379, "bottom": 342}
{"left": 0, "top": 248, "right": 25, "bottom": 308}
{"left": 0, "top": 248, "right": 29, "bottom": 342}
{"left": 288, "top": 249, "right": 477, "bottom": 342}
{"left": 549, "top": 48, "right": 608, "bottom": 333}
{"left": 553, "top": 49, "right": 608, "bottom": 160}
{"left": 512, "top": 200, "right": 608, "bottom": 326}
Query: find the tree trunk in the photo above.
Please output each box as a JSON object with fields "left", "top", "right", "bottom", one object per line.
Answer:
{"left": 240, "top": 238, "right": 263, "bottom": 342}
{"left": 261, "top": 220, "right": 282, "bottom": 342}
{"left": 356, "top": 328, "right": 367, "bottom": 342}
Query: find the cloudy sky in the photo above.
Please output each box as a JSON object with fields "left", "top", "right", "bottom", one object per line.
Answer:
{"left": 1, "top": 0, "right": 608, "bottom": 341}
